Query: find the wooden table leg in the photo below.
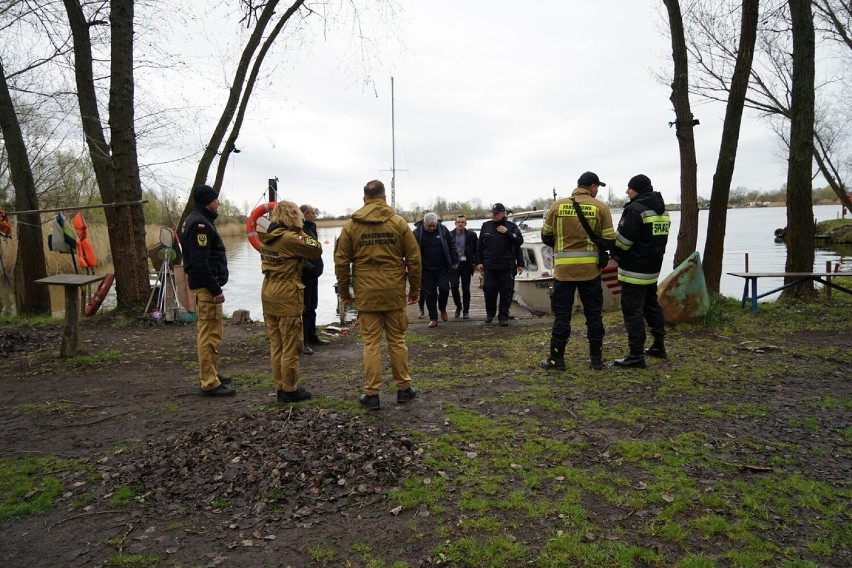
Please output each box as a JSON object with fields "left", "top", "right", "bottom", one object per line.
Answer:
{"left": 61, "top": 286, "right": 80, "bottom": 357}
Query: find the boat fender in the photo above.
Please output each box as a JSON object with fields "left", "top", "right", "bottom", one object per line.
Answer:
{"left": 246, "top": 202, "right": 277, "bottom": 251}
{"left": 774, "top": 227, "right": 786, "bottom": 239}
{"left": 85, "top": 273, "right": 114, "bottom": 317}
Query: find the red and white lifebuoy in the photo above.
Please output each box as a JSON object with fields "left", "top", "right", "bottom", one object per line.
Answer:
{"left": 246, "top": 202, "right": 277, "bottom": 251}
{"left": 85, "top": 273, "right": 114, "bottom": 317}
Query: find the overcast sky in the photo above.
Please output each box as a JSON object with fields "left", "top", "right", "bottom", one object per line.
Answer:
{"left": 156, "top": 0, "right": 792, "bottom": 218}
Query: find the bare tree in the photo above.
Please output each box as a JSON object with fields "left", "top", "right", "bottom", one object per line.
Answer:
{"left": 663, "top": 0, "right": 700, "bottom": 269}
{"left": 0, "top": 58, "right": 51, "bottom": 315}
{"left": 701, "top": 0, "right": 759, "bottom": 294}
{"left": 782, "top": 0, "right": 817, "bottom": 298}
{"left": 63, "top": 0, "right": 150, "bottom": 310}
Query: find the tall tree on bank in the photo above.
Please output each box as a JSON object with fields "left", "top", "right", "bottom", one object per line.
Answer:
{"left": 177, "top": 0, "right": 306, "bottom": 230}
{"left": 781, "top": 0, "right": 817, "bottom": 298}
{"left": 63, "top": 0, "right": 150, "bottom": 311}
{"left": 0, "top": 59, "right": 51, "bottom": 316}
{"left": 701, "top": 0, "right": 759, "bottom": 294}
{"left": 663, "top": 0, "right": 700, "bottom": 269}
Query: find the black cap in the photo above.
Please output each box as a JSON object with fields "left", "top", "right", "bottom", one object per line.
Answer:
{"left": 193, "top": 185, "right": 219, "bottom": 206}
{"left": 491, "top": 203, "right": 506, "bottom": 213}
{"left": 627, "top": 174, "right": 653, "bottom": 194}
{"left": 577, "top": 171, "right": 606, "bottom": 187}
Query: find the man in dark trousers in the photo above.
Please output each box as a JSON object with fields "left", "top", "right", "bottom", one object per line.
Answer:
{"left": 612, "top": 174, "right": 671, "bottom": 368}
{"left": 540, "top": 171, "right": 615, "bottom": 372}
{"left": 299, "top": 204, "right": 328, "bottom": 355}
{"left": 182, "top": 184, "right": 234, "bottom": 397}
{"left": 413, "top": 212, "right": 458, "bottom": 328}
{"left": 450, "top": 214, "right": 478, "bottom": 319}
{"left": 476, "top": 203, "right": 524, "bottom": 326}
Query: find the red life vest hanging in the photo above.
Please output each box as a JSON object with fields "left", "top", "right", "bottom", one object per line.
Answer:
{"left": 72, "top": 212, "right": 98, "bottom": 268}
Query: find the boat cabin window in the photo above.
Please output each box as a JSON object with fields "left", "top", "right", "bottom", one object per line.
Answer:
{"left": 523, "top": 248, "right": 538, "bottom": 272}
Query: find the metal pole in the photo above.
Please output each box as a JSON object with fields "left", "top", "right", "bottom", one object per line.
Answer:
{"left": 391, "top": 76, "right": 396, "bottom": 210}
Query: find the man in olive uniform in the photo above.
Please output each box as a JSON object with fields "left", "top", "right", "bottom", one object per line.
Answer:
{"left": 182, "top": 185, "right": 234, "bottom": 397}
{"left": 540, "top": 171, "right": 615, "bottom": 371}
{"left": 334, "top": 180, "right": 421, "bottom": 410}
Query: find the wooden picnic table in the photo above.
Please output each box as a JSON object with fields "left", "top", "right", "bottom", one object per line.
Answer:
{"left": 727, "top": 272, "right": 851, "bottom": 313}
{"left": 35, "top": 273, "right": 105, "bottom": 356}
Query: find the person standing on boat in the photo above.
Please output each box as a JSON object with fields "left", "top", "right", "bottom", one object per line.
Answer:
{"left": 259, "top": 201, "right": 323, "bottom": 402}
{"left": 612, "top": 174, "right": 670, "bottom": 368}
{"left": 450, "top": 214, "right": 478, "bottom": 319}
{"left": 183, "top": 184, "right": 234, "bottom": 397}
{"left": 334, "top": 179, "right": 421, "bottom": 410}
{"left": 299, "top": 204, "right": 328, "bottom": 355}
{"left": 540, "top": 172, "right": 615, "bottom": 371}
{"left": 413, "top": 212, "right": 459, "bottom": 328}
{"left": 476, "top": 203, "right": 524, "bottom": 326}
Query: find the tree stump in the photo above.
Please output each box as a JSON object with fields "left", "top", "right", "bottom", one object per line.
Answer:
{"left": 231, "top": 309, "right": 251, "bottom": 325}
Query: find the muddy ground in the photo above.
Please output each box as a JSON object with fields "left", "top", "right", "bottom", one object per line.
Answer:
{"left": 0, "top": 295, "right": 850, "bottom": 567}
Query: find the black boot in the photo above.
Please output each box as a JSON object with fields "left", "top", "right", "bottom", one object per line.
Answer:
{"left": 614, "top": 352, "right": 646, "bottom": 368}
{"left": 645, "top": 339, "right": 667, "bottom": 359}
{"left": 589, "top": 340, "right": 603, "bottom": 370}
{"left": 540, "top": 338, "right": 566, "bottom": 371}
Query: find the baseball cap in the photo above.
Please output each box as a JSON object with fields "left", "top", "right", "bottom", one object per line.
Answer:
{"left": 577, "top": 171, "right": 606, "bottom": 187}
{"left": 491, "top": 203, "right": 506, "bottom": 213}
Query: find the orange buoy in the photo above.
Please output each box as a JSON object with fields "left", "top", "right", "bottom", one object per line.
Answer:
{"left": 85, "top": 273, "right": 114, "bottom": 316}
{"left": 246, "top": 202, "right": 276, "bottom": 251}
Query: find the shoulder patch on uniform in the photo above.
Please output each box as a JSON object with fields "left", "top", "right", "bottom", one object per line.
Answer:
{"left": 197, "top": 234, "right": 208, "bottom": 246}
{"left": 305, "top": 236, "right": 319, "bottom": 247}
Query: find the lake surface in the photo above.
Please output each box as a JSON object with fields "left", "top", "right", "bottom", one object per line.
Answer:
{"left": 9, "top": 204, "right": 846, "bottom": 320}
{"left": 222, "top": 204, "right": 849, "bottom": 326}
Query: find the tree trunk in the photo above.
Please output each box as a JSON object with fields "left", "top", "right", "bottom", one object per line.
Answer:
{"left": 0, "top": 59, "right": 51, "bottom": 315}
{"left": 701, "top": 0, "right": 759, "bottom": 294}
{"left": 663, "top": 0, "right": 700, "bottom": 270}
{"left": 64, "top": 0, "right": 150, "bottom": 312}
{"left": 781, "top": 0, "right": 817, "bottom": 298}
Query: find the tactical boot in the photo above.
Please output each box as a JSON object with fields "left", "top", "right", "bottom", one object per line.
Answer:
{"left": 277, "top": 386, "right": 312, "bottom": 403}
{"left": 645, "top": 340, "right": 667, "bottom": 359}
{"left": 359, "top": 393, "right": 381, "bottom": 410}
{"left": 540, "top": 338, "right": 566, "bottom": 371}
{"left": 589, "top": 340, "right": 603, "bottom": 370}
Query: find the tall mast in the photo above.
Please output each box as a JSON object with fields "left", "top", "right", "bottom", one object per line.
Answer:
{"left": 391, "top": 76, "right": 396, "bottom": 210}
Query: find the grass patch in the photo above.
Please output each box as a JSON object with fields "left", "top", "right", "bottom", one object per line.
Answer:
{"left": 0, "top": 456, "right": 88, "bottom": 520}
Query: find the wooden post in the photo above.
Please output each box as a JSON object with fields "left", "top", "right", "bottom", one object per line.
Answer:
{"left": 62, "top": 286, "right": 80, "bottom": 357}
{"left": 825, "top": 260, "right": 832, "bottom": 297}
{"left": 744, "top": 253, "right": 749, "bottom": 272}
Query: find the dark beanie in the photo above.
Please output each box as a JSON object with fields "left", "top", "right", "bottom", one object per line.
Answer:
{"left": 193, "top": 185, "right": 218, "bottom": 206}
{"left": 628, "top": 174, "right": 653, "bottom": 194}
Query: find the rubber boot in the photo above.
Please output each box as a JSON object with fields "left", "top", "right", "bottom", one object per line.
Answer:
{"left": 540, "top": 338, "right": 566, "bottom": 371}
{"left": 645, "top": 338, "right": 667, "bottom": 359}
{"left": 589, "top": 340, "right": 603, "bottom": 370}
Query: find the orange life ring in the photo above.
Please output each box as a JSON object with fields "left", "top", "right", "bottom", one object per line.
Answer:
{"left": 246, "top": 202, "right": 276, "bottom": 251}
{"left": 85, "top": 273, "right": 114, "bottom": 316}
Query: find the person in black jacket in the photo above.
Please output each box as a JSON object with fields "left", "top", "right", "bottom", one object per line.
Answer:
{"left": 182, "top": 185, "right": 234, "bottom": 397}
{"left": 476, "top": 203, "right": 524, "bottom": 326}
{"left": 413, "top": 212, "right": 459, "bottom": 328}
{"left": 612, "top": 174, "right": 671, "bottom": 367}
{"left": 449, "top": 215, "right": 479, "bottom": 319}
{"left": 299, "top": 204, "right": 328, "bottom": 354}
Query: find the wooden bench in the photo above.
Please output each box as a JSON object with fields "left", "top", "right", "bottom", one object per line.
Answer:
{"left": 36, "top": 274, "right": 105, "bottom": 356}
{"left": 727, "top": 272, "right": 851, "bottom": 313}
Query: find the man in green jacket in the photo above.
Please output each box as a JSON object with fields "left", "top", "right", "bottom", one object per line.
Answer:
{"left": 334, "top": 180, "right": 422, "bottom": 410}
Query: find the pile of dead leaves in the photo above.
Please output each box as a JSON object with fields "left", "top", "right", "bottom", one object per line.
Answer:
{"left": 94, "top": 407, "right": 423, "bottom": 523}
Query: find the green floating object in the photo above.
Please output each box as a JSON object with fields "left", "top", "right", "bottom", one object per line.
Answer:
{"left": 658, "top": 251, "right": 709, "bottom": 323}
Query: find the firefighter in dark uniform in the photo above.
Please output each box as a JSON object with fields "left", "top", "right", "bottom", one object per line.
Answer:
{"left": 476, "top": 203, "right": 524, "bottom": 326}
{"left": 182, "top": 185, "right": 233, "bottom": 396}
{"left": 259, "top": 201, "right": 323, "bottom": 402}
{"left": 612, "top": 174, "right": 671, "bottom": 368}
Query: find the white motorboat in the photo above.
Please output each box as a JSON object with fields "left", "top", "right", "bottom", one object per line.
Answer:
{"left": 510, "top": 210, "right": 621, "bottom": 316}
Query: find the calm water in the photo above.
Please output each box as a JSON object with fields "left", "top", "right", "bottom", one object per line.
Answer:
{"left": 222, "top": 205, "right": 849, "bottom": 325}
{"left": 6, "top": 205, "right": 846, "bottom": 320}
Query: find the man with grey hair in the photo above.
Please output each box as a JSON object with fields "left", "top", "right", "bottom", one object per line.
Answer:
{"left": 413, "top": 212, "right": 459, "bottom": 328}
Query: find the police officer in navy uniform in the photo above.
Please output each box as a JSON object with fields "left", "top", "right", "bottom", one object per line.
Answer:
{"left": 475, "top": 203, "right": 524, "bottom": 326}
{"left": 612, "top": 174, "right": 671, "bottom": 368}
{"left": 299, "top": 204, "right": 328, "bottom": 355}
{"left": 182, "top": 185, "right": 234, "bottom": 396}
